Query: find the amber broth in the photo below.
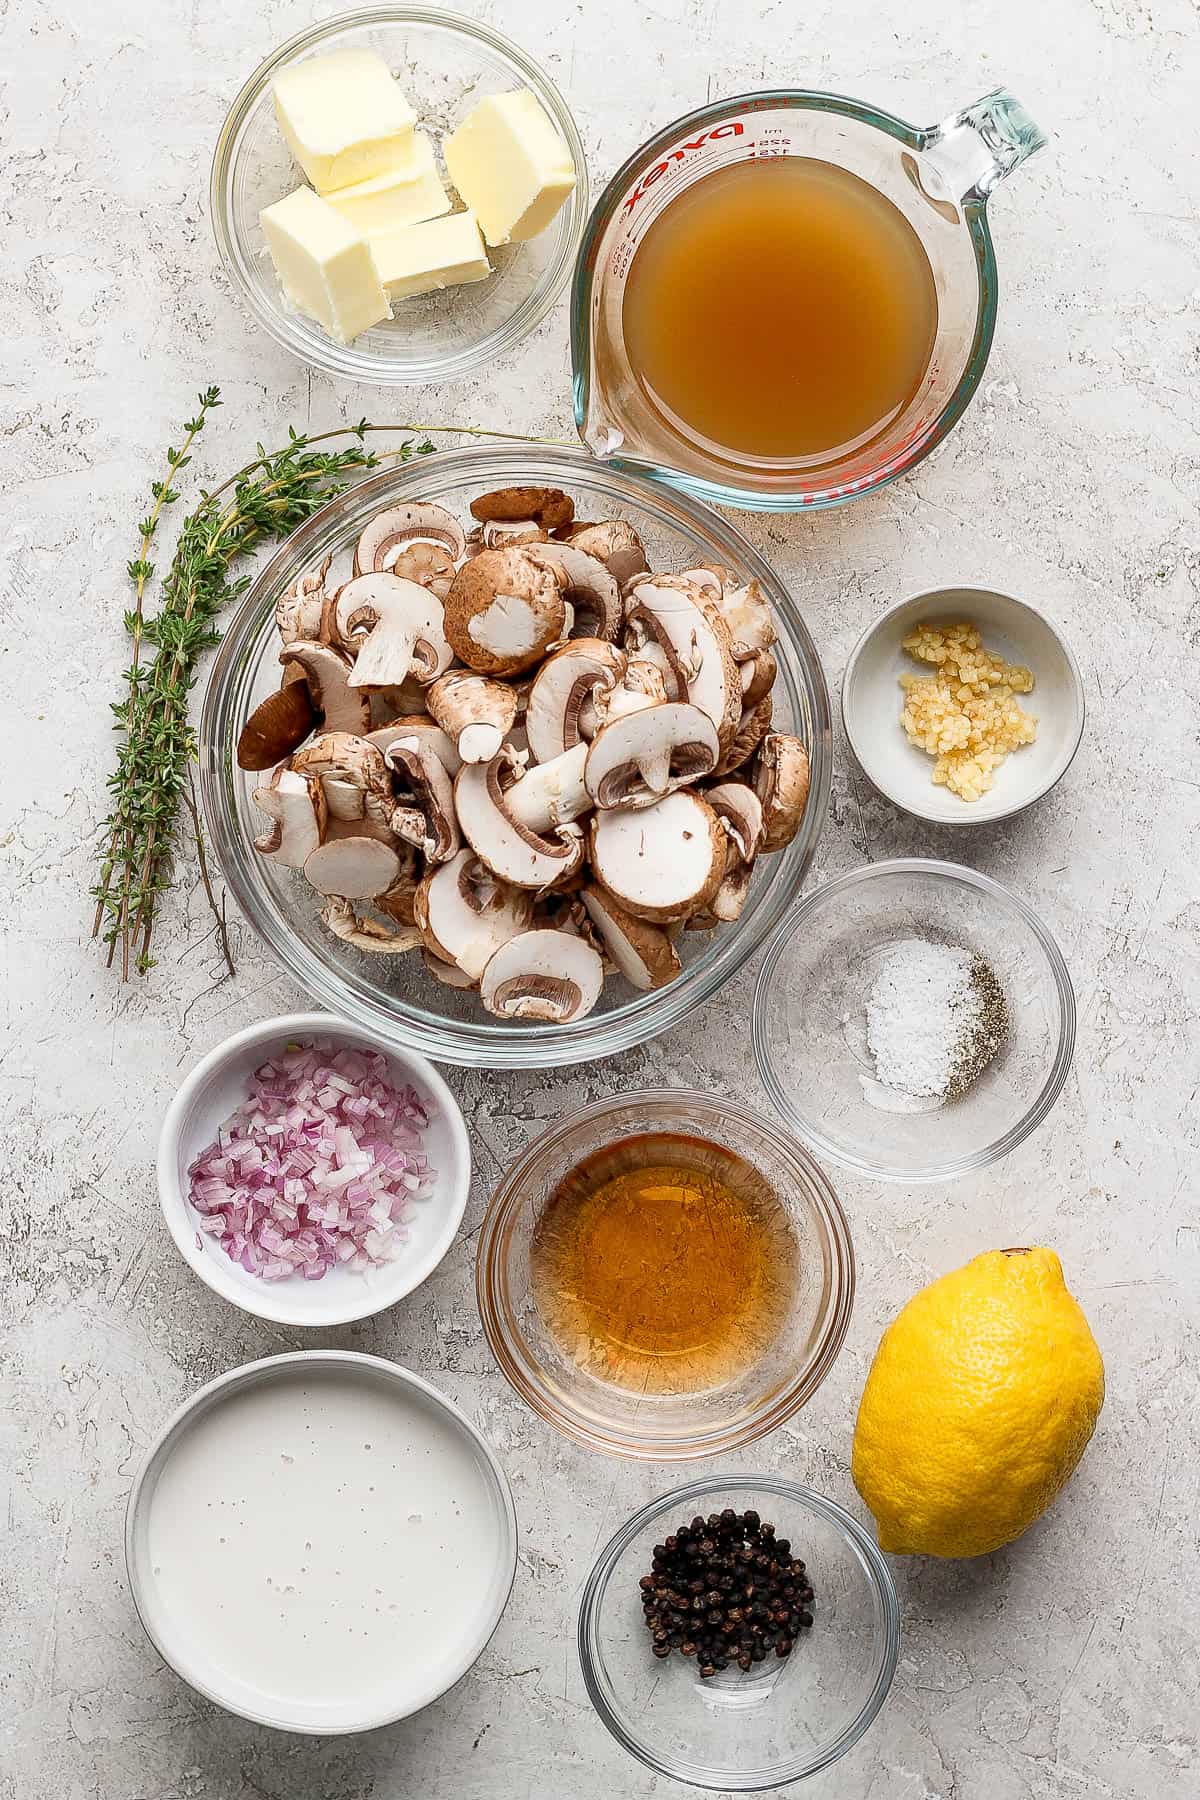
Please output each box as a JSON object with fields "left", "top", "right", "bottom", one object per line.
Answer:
{"left": 622, "top": 156, "right": 938, "bottom": 463}
{"left": 529, "top": 1131, "right": 797, "bottom": 1395}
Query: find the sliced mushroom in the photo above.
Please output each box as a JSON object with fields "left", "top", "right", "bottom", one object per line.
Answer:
{"left": 526, "top": 543, "right": 622, "bottom": 642}
{"left": 739, "top": 647, "right": 777, "bottom": 708}
{"left": 584, "top": 702, "right": 719, "bottom": 809}
{"left": 469, "top": 486, "right": 574, "bottom": 534}
{"left": 479, "top": 930, "right": 604, "bottom": 1023}
{"left": 525, "top": 639, "right": 627, "bottom": 764}
{"left": 322, "top": 776, "right": 367, "bottom": 822}
{"left": 589, "top": 660, "right": 669, "bottom": 730}
{"left": 252, "top": 766, "right": 327, "bottom": 868}
{"left": 367, "top": 715, "right": 462, "bottom": 777}
{"left": 320, "top": 896, "right": 421, "bottom": 955}
{"left": 426, "top": 671, "right": 519, "bottom": 764}
{"left": 237, "top": 680, "right": 317, "bottom": 771}
{"left": 712, "top": 694, "right": 773, "bottom": 777}
{"left": 303, "top": 835, "right": 402, "bottom": 899}
{"left": 354, "top": 502, "right": 465, "bottom": 576}
{"left": 581, "top": 886, "right": 681, "bottom": 991}
{"left": 384, "top": 736, "right": 460, "bottom": 862}
{"left": 705, "top": 782, "right": 765, "bottom": 862}
{"left": 443, "top": 547, "right": 569, "bottom": 677}
{"left": 422, "top": 946, "right": 478, "bottom": 990}
{"left": 479, "top": 519, "right": 548, "bottom": 550}
{"left": 503, "top": 741, "right": 592, "bottom": 831}
{"left": 388, "top": 541, "right": 457, "bottom": 599}
{"left": 275, "top": 555, "right": 331, "bottom": 642}
{"left": 588, "top": 789, "right": 726, "bottom": 922}
{"left": 414, "top": 848, "right": 533, "bottom": 980}
{"left": 279, "top": 641, "right": 371, "bottom": 735}
{"left": 290, "top": 732, "right": 394, "bottom": 830}
{"left": 329, "top": 573, "right": 453, "bottom": 690}
{"left": 560, "top": 519, "right": 648, "bottom": 587}
{"left": 681, "top": 565, "right": 777, "bottom": 658}
{"left": 375, "top": 857, "right": 421, "bottom": 927}
{"left": 754, "top": 734, "right": 811, "bottom": 852}
{"left": 454, "top": 758, "right": 585, "bottom": 889}
{"left": 624, "top": 574, "right": 741, "bottom": 749}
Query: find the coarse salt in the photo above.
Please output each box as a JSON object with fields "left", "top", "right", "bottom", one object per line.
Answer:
{"left": 865, "top": 938, "right": 981, "bottom": 1101}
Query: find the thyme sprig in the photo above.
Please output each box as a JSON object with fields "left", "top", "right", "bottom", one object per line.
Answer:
{"left": 94, "top": 391, "right": 565, "bottom": 979}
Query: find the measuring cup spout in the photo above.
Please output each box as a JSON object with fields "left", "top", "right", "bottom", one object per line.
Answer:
{"left": 923, "top": 88, "right": 1047, "bottom": 206}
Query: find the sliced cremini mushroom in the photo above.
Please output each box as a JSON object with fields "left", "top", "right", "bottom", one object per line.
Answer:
{"left": 275, "top": 555, "right": 331, "bottom": 643}
{"left": 503, "top": 741, "right": 592, "bottom": 831}
{"left": 443, "top": 547, "right": 569, "bottom": 677}
{"left": 581, "top": 886, "right": 681, "bottom": 991}
{"left": 525, "top": 639, "right": 627, "bottom": 764}
{"left": 422, "top": 946, "right": 478, "bottom": 990}
{"left": 388, "top": 541, "right": 457, "bottom": 599}
{"left": 681, "top": 565, "right": 777, "bottom": 658}
{"left": 588, "top": 659, "right": 669, "bottom": 730}
{"left": 320, "top": 897, "right": 421, "bottom": 955}
{"left": 354, "top": 502, "right": 465, "bottom": 576}
{"left": 329, "top": 572, "right": 453, "bottom": 690}
{"left": 526, "top": 542, "right": 622, "bottom": 643}
{"left": 384, "top": 735, "right": 460, "bottom": 862}
{"left": 454, "top": 757, "right": 585, "bottom": 889}
{"left": 426, "top": 671, "right": 519, "bottom": 764}
{"left": 754, "top": 734, "right": 811, "bottom": 852}
{"left": 584, "top": 701, "right": 719, "bottom": 810}
{"left": 279, "top": 641, "right": 371, "bottom": 736}
{"left": 321, "top": 776, "right": 367, "bottom": 822}
{"left": 479, "top": 929, "right": 604, "bottom": 1023}
{"left": 712, "top": 694, "right": 773, "bottom": 777}
{"left": 414, "top": 848, "right": 533, "bottom": 981}
{"left": 693, "top": 781, "right": 767, "bottom": 925}
{"left": 303, "top": 835, "right": 402, "bottom": 899}
{"left": 560, "top": 518, "right": 648, "bottom": 587}
{"left": 469, "top": 485, "right": 574, "bottom": 534}
{"left": 588, "top": 789, "right": 726, "bottom": 923}
{"left": 367, "top": 715, "right": 462, "bottom": 777}
{"left": 478, "top": 518, "right": 548, "bottom": 550}
{"left": 290, "top": 732, "right": 394, "bottom": 830}
{"left": 237, "top": 680, "right": 317, "bottom": 771}
{"left": 252, "top": 765, "right": 327, "bottom": 868}
{"left": 623, "top": 574, "right": 741, "bottom": 749}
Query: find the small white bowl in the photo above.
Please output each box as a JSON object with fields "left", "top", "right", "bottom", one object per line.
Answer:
{"left": 158, "top": 1013, "right": 470, "bottom": 1326}
{"left": 842, "top": 586, "right": 1085, "bottom": 825}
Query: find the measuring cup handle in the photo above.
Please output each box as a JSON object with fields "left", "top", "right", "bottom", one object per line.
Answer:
{"left": 926, "top": 88, "right": 1047, "bottom": 205}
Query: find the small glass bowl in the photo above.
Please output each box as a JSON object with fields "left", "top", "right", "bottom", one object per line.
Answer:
{"left": 753, "top": 860, "right": 1075, "bottom": 1182}
{"left": 198, "top": 445, "right": 831, "bottom": 1071}
{"left": 210, "top": 6, "right": 588, "bottom": 384}
{"left": 578, "top": 1475, "right": 900, "bottom": 1790}
{"left": 475, "top": 1090, "right": 854, "bottom": 1460}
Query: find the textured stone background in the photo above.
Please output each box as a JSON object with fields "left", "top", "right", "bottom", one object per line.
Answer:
{"left": 2, "top": 0, "right": 1197, "bottom": 1796}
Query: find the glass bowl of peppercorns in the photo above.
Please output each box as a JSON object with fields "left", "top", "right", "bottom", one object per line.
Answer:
{"left": 578, "top": 1475, "right": 899, "bottom": 1790}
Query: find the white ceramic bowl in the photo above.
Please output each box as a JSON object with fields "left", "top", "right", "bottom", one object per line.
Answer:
{"left": 158, "top": 1013, "right": 470, "bottom": 1326}
{"left": 842, "top": 586, "right": 1085, "bottom": 825}
{"left": 125, "top": 1352, "right": 518, "bottom": 1732}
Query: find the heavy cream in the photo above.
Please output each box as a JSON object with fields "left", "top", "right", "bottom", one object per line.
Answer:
{"left": 138, "top": 1363, "right": 512, "bottom": 1729}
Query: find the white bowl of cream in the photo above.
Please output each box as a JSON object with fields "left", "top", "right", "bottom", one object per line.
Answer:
{"left": 125, "top": 1352, "right": 517, "bottom": 1732}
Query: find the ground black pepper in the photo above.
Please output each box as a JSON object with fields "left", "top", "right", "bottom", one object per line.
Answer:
{"left": 639, "top": 1509, "right": 815, "bottom": 1676}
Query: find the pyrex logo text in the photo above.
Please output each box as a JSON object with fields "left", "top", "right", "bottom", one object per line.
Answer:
{"left": 621, "top": 123, "right": 745, "bottom": 213}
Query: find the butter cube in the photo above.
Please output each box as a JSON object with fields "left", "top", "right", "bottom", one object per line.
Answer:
{"left": 370, "top": 210, "right": 491, "bottom": 301}
{"left": 260, "top": 187, "right": 389, "bottom": 344}
{"left": 326, "top": 133, "right": 450, "bottom": 234}
{"left": 444, "top": 89, "right": 576, "bottom": 246}
{"left": 273, "top": 48, "right": 416, "bottom": 194}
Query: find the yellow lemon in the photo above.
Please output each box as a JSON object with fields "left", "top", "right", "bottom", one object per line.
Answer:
{"left": 852, "top": 1248, "right": 1104, "bottom": 1558}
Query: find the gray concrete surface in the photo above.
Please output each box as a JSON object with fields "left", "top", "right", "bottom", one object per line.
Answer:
{"left": 2, "top": 0, "right": 1197, "bottom": 1796}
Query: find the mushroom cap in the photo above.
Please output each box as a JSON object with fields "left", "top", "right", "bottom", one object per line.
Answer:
{"left": 469, "top": 486, "right": 574, "bottom": 533}
{"left": 561, "top": 518, "right": 648, "bottom": 587}
{"left": 388, "top": 541, "right": 456, "bottom": 599}
{"left": 384, "top": 737, "right": 460, "bottom": 863}
{"left": 740, "top": 647, "right": 778, "bottom": 708}
{"left": 712, "top": 694, "right": 773, "bottom": 777}
{"left": 237, "top": 679, "right": 317, "bottom": 771}
{"left": 526, "top": 542, "right": 622, "bottom": 642}
{"left": 279, "top": 641, "right": 371, "bottom": 736}
{"left": 275, "top": 554, "right": 331, "bottom": 643}
{"left": 302, "top": 835, "right": 403, "bottom": 899}
{"left": 624, "top": 575, "right": 742, "bottom": 749}
{"left": 588, "top": 789, "right": 726, "bottom": 923}
{"left": 443, "top": 547, "right": 568, "bottom": 677}
{"left": 367, "top": 715, "right": 462, "bottom": 777}
{"left": 525, "top": 638, "right": 627, "bottom": 764}
{"left": 581, "top": 887, "right": 681, "bottom": 992}
{"left": 584, "top": 701, "right": 719, "bottom": 810}
{"left": 681, "top": 566, "right": 777, "bottom": 658}
{"left": 330, "top": 572, "right": 453, "bottom": 690}
{"left": 252, "top": 766, "right": 326, "bottom": 869}
{"left": 454, "top": 758, "right": 585, "bottom": 889}
{"left": 354, "top": 502, "right": 465, "bottom": 576}
{"left": 426, "top": 671, "right": 519, "bottom": 764}
{"left": 413, "top": 847, "right": 532, "bottom": 980}
{"left": 704, "top": 781, "right": 765, "bottom": 861}
{"left": 479, "top": 930, "right": 605, "bottom": 1023}
{"left": 754, "top": 734, "right": 811, "bottom": 852}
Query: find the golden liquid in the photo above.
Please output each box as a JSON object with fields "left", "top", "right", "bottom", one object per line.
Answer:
{"left": 529, "top": 1132, "right": 797, "bottom": 1395}
{"left": 622, "top": 156, "right": 938, "bottom": 462}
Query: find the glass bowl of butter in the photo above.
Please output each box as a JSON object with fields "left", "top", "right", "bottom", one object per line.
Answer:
{"left": 211, "top": 6, "right": 588, "bottom": 385}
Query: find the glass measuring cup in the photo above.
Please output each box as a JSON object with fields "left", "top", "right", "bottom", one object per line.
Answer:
{"left": 571, "top": 89, "right": 1045, "bottom": 511}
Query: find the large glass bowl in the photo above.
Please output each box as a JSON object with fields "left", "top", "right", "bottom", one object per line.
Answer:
{"left": 578, "top": 1475, "right": 899, "bottom": 1789}
{"left": 210, "top": 7, "right": 588, "bottom": 385}
{"left": 199, "top": 446, "right": 831, "bottom": 1070}
{"left": 475, "top": 1090, "right": 854, "bottom": 1459}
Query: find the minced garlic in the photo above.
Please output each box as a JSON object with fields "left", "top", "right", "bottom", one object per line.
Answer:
{"left": 899, "top": 620, "right": 1036, "bottom": 802}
